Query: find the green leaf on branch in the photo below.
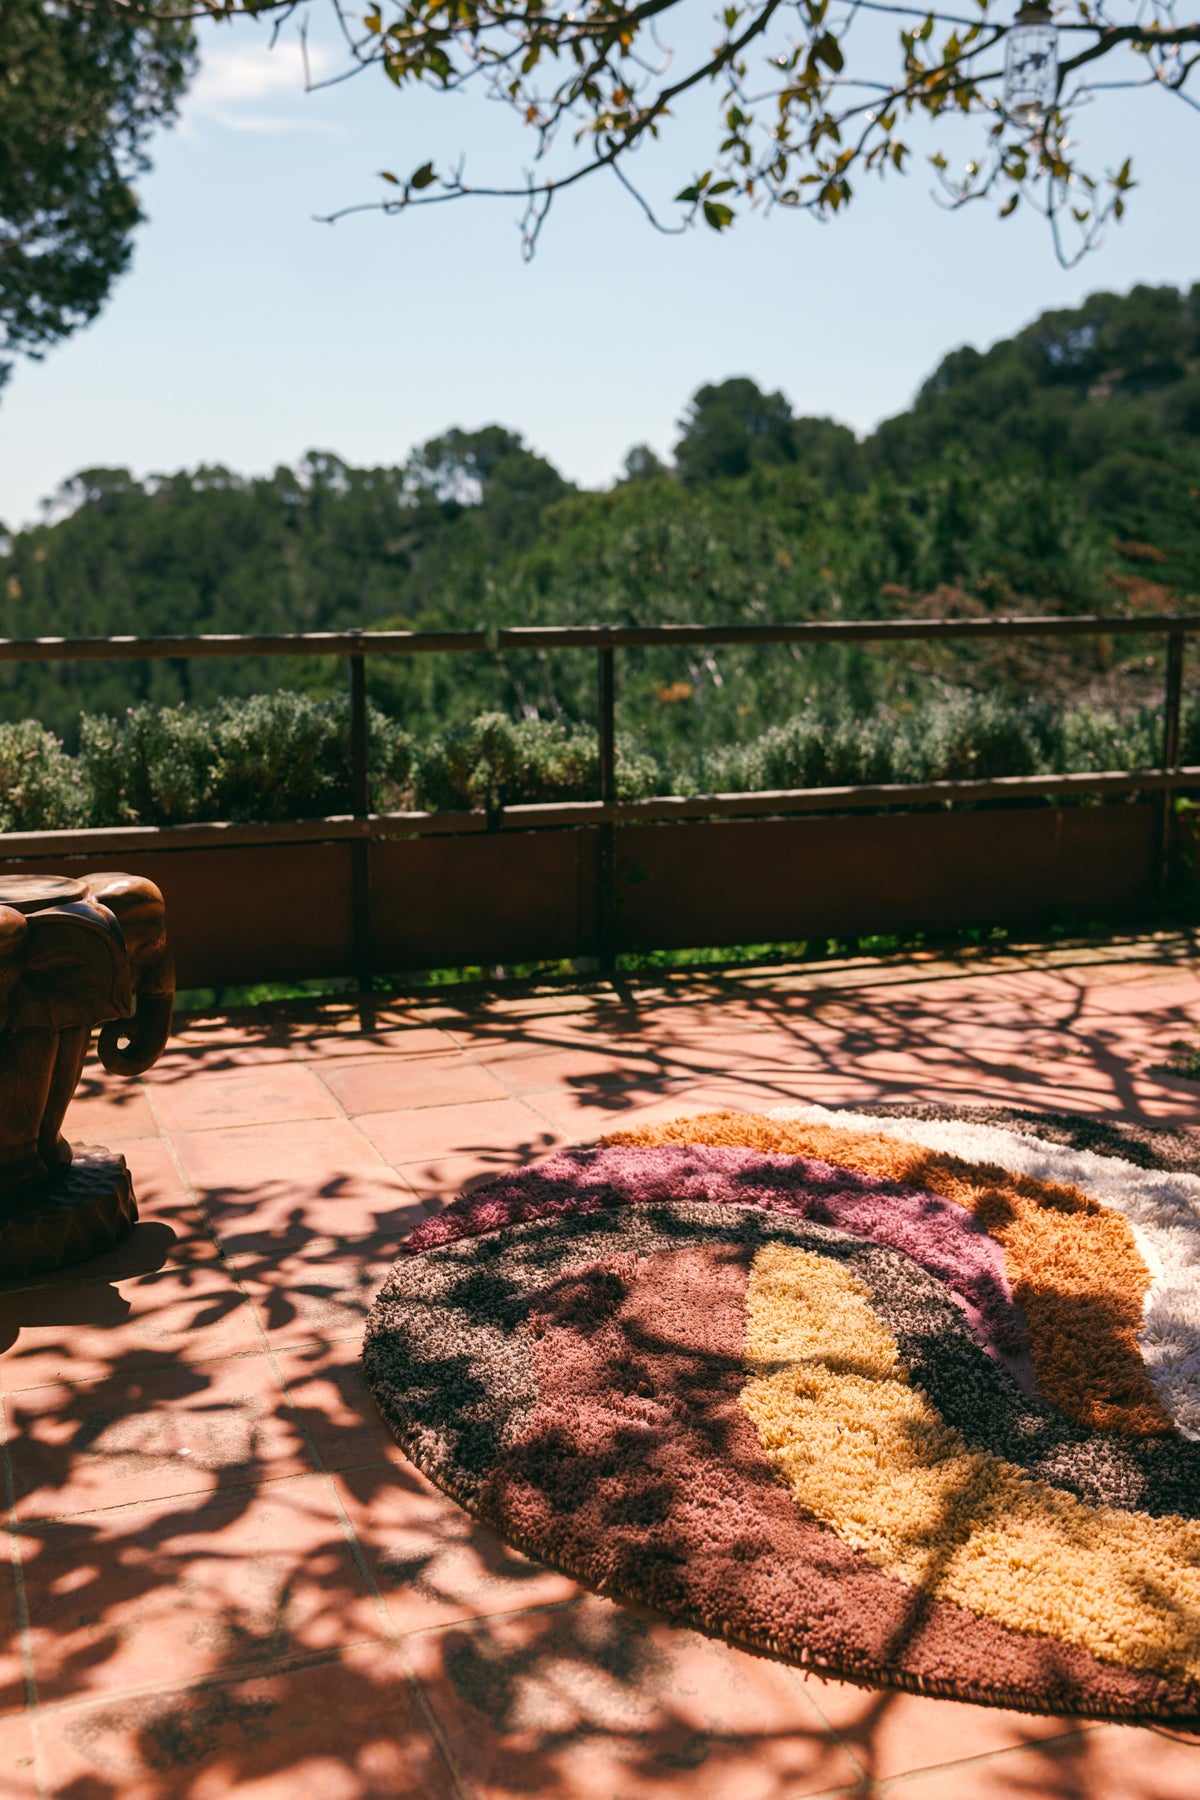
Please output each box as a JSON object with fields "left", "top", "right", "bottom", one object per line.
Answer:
{"left": 814, "top": 32, "right": 844, "bottom": 72}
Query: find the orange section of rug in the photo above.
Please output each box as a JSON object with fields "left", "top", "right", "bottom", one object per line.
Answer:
{"left": 602, "top": 1112, "right": 1170, "bottom": 1437}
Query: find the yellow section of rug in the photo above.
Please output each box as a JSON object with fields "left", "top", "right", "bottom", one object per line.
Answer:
{"left": 740, "top": 1241, "right": 1200, "bottom": 1681}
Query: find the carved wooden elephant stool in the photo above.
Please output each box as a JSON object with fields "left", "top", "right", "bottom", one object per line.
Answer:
{"left": 0, "top": 873, "right": 175, "bottom": 1279}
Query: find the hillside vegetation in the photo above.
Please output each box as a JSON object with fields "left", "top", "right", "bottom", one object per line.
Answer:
{"left": 3, "top": 282, "right": 1198, "bottom": 773}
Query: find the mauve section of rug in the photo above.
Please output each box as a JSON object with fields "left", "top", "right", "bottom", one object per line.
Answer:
{"left": 403, "top": 1140, "right": 1024, "bottom": 1356}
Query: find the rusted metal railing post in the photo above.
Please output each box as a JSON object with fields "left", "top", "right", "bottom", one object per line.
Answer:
{"left": 348, "top": 651, "right": 373, "bottom": 993}
{"left": 597, "top": 646, "right": 616, "bottom": 971}
{"left": 1160, "top": 628, "right": 1185, "bottom": 900}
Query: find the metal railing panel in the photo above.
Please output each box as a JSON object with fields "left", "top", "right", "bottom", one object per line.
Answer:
{"left": 0, "top": 611, "right": 1194, "bottom": 973}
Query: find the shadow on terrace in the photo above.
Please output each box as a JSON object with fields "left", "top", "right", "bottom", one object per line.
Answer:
{"left": 3, "top": 941, "right": 1200, "bottom": 1795}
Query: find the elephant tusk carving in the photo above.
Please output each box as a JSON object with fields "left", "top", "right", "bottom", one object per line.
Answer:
{"left": 0, "top": 872, "right": 175, "bottom": 1279}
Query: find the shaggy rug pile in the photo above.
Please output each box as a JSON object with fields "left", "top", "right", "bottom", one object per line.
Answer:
{"left": 362, "top": 1103, "right": 1200, "bottom": 1722}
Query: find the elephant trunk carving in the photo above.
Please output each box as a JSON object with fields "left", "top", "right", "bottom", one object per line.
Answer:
{"left": 94, "top": 873, "right": 176, "bottom": 1077}
{"left": 0, "top": 872, "right": 175, "bottom": 1275}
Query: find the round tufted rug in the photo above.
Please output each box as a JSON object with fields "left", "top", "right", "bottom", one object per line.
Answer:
{"left": 362, "top": 1104, "right": 1200, "bottom": 1722}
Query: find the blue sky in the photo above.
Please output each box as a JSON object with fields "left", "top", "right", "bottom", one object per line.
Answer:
{"left": 2, "top": 10, "right": 1197, "bottom": 529}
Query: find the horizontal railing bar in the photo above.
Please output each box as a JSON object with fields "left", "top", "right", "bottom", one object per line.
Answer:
{"left": 0, "top": 613, "right": 1198, "bottom": 665}
{"left": 1, "top": 767, "right": 1196, "bottom": 859}
{"left": 499, "top": 766, "right": 1200, "bottom": 825}
{"left": 0, "top": 811, "right": 488, "bottom": 856}
{"left": 0, "top": 629, "right": 490, "bottom": 664}
{"left": 496, "top": 616, "right": 1200, "bottom": 650}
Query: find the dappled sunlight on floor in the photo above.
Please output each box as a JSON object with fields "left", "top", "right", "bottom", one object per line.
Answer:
{"left": 3, "top": 934, "right": 1200, "bottom": 1796}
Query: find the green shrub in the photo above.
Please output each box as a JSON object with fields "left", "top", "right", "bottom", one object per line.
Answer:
{"left": 207, "top": 692, "right": 413, "bottom": 821}
{"left": 79, "top": 705, "right": 215, "bottom": 826}
{"left": 0, "top": 721, "right": 87, "bottom": 832}
{"left": 701, "top": 711, "right": 896, "bottom": 793}
{"left": 897, "top": 693, "right": 1043, "bottom": 783}
{"left": 413, "top": 713, "right": 657, "bottom": 810}
{"left": 79, "top": 694, "right": 415, "bottom": 826}
{"left": 1059, "top": 704, "right": 1159, "bottom": 773}
{"left": 1178, "top": 696, "right": 1200, "bottom": 766}
{"left": 701, "top": 695, "right": 1047, "bottom": 793}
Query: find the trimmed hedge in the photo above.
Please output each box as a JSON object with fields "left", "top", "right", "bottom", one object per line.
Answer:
{"left": 414, "top": 713, "right": 658, "bottom": 811}
{"left": 0, "top": 690, "right": 1194, "bottom": 832}
{"left": 78, "top": 693, "right": 414, "bottom": 826}
{"left": 698, "top": 693, "right": 1187, "bottom": 795}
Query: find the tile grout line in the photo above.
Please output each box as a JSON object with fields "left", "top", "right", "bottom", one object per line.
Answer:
{"left": 301, "top": 1043, "right": 478, "bottom": 1224}
{"left": 146, "top": 1058, "right": 441, "bottom": 1261}
{"left": 14, "top": 1463, "right": 335, "bottom": 1527}
{"left": 771, "top": 1666, "right": 888, "bottom": 1792}
{"left": 437, "top": 1024, "right": 729, "bottom": 1149}
{"left": 300, "top": 1059, "right": 403, "bottom": 1166}
{"left": 802, "top": 1667, "right": 1111, "bottom": 1795}
{"left": 447, "top": 1040, "right": 578, "bottom": 1147}
{"left": 0, "top": 1395, "right": 54, "bottom": 1799}
{"left": 872, "top": 1722, "right": 1111, "bottom": 1794}
{"left": 0, "top": 1342, "right": 296, "bottom": 1403}
{"left": 391, "top": 1594, "right": 582, "bottom": 1646}
{"left": 309, "top": 1031, "right": 573, "bottom": 1195}
{"left": 139, "top": 1084, "right": 230, "bottom": 1268}
{"left": 28, "top": 1639, "right": 385, "bottom": 1722}
{"left": 271, "top": 1396, "right": 475, "bottom": 1800}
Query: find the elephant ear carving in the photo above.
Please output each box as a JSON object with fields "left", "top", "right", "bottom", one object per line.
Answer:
{"left": 86, "top": 874, "right": 167, "bottom": 968}
{"left": 0, "top": 905, "right": 27, "bottom": 1033}
{"left": 5, "top": 904, "right": 131, "bottom": 1034}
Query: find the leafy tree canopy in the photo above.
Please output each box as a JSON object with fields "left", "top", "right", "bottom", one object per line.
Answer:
{"left": 675, "top": 378, "right": 861, "bottom": 487}
{"left": 621, "top": 444, "right": 672, "bottom": 484}
{"left": 0, "top": 0, "right": 196, "bottom": 387}
{"left": 167, "top": 0, "right": 1198, "bottom": 262}
{"left": 676, "top": 379, "right": 798, "bottom": 482}
{"left": 872, "top": 280, "right": 1200, "bottom": 486}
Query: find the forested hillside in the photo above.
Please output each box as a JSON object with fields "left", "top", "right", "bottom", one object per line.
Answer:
{"left": 3, "top": 282, "right": 1198, "bottom": 755}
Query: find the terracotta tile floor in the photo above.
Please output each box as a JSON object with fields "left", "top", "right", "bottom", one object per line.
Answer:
{"left": 5, "top": 932, "right": 1200, "bottom": 1798}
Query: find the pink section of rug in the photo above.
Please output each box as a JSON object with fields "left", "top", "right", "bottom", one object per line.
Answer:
{"left": 405, "top": 1141, "right": 1026, "bottom": 1362}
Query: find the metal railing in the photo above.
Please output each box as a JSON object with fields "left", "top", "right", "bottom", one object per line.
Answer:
{"left": 2, "top": 612, "right": 1197, "bottom": 978}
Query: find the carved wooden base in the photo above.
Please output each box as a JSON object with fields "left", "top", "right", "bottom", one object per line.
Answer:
{"left": 0, "top": 1150, "right": 137, "bottom": 1280}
